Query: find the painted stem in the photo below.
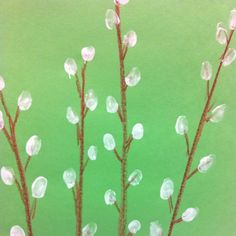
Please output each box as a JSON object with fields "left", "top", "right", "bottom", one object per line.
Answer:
{"left": 75, "top": 63, "right": 87, "bottom": 236}
{"left": 167, "top": 30, "right": 234, "bottom": 236}
{"left": 0, "top": 93, "right": 33, "bottom": 236}
{"left": 115, "top": 4, "right": 128, "bottom": 236}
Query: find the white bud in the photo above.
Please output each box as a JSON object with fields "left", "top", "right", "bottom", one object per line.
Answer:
{"left": 106, "top": 96, "right": 118, "bottom": 113}
{"left": 123, "top": 31, "right": 137, "bottom": 48}
{"left": 26, "top": 135, "right": 42, "bottom": 157}
{"left": 0, "top": 166, "right": 14, "bottom": 186}
{"left": 182, "top": 208, "right": 199, "bottom": 222}
{"left": 104, "top": 189, "right": 116, "bottom": 205}
{"left": 175, "top": 116, "right": 188, "bottom": 135}
{"left": 105, "top": 9, "right": 120, "bottom": 30}
{"left": 88, "top": 145, "right": 97, "bottom": 161}
{"left": 103, "top": 133, "right": 116, "bottom": 151}
{"left": 201, "top": 61, "right": 212, "bottom": 81}
{"left": 64, "top": 58, "right": 78, "bottom": 79}
{"left": 210, "top": 104, "right": 227, "bottom": 123}
{"left": 17, "top": 91, "right": 32, "bottom": 111}
{"left": 81, "top": 46, "right": 95, "bottom": 62}
{"left": 132, "top": 123, "right": 144, "bottom": 140}
{"left": 216, "top": 23, "right": 228, "bottom": 45}
{"left": 198, "top": 154, "right": 214, "bottom": 173}
{"left": 128, "top": 220, "right": 141, "bottom": 234}
{"left": 128, "top": 169, "right": 143, "bottom": 186}
{"left": 82, "top": 222, "right": 97, "bottom": 236}
{"left": 160, "top": 178, "right": 174, "bottom": 200}
{"left": 229, "top": 9, "right": 236, "bottom": 30}
{"left": 0, "top": 76, "right": 5, "bottom": 91}
{"left": 63, "top": 168, "right": 76, "bottom": 189}
{"left": 223, "top": 48, "right": 236, "bottom": 66}
{"left": 150, "top": 221, "right": 163, "bottom": 236}
{"left": 31, "top": 176, "right": 48, "bottom": 199}
{"left": 10, "top": 225, "right": 25, "bottom": 236}
{"left": 85, "top": 89, "right": 98, "bottom": 111}
{"left": 114, "top": 0, "right": 129, "bottom": 5}
{"left": 66, "top": 106, "right": 79, "bottom": 124}
{"left": 125, "top": 67, "right": 141, "bottom": 87}
{"left": 0, "top": 111, "right": 4, "bottom": 130}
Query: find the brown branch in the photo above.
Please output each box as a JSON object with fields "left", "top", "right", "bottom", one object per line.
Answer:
{"left": 206, "top": 80, "right": 210, "bottom": 98}
{"left": 75, "top": 62, "right": 87, "bottom": 236}
{"left": 76, "top": 124, "right": 81, "bottom": 146}
{"left": 114, "top": 148, "right": 122, "bottom": 162}
{"left": 115, "top": 3, "right": 129, "bottom": 236}
{"left": 125, "top": 136, "right": 133, "bottom": 153}
{"left": 167, "top": 29, "right": 235, "bottom": 236}
{"left": 75, "top": 73, "right": 82, "bottom": 98}
{"left": 1, "top": 92, "right": 33, "bottom": 235}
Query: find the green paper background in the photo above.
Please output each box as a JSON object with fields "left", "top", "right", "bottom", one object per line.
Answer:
{"left": 0, "top": 0, "right": 236, "bottom": 235}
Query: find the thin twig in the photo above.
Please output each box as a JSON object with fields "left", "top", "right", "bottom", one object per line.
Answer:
{"left": 0, "top": 92, "right": 13, "bottom": 126}
{"left": 167, "top": 29, "right": 235, "bottom": 236}
{"left": 14, "top": 107, "right": 20, "bottom": 125}
{"left": 114, "top": 148, "right": 122, "bottom": 162}
{"left": 117, "top": 105, "right": 123, "bottom": 122}
{"left": 31, "top": 198, "right": 37, "bottom": 220}
{"left": 24, "top": 156, "right": 31, "bottom": 172}
{"left": 184, "top": 132, "right": 190, "bottom": 157}
{"left": 187, "top": 168, "right": 198, "bottom": 180}
{"left": 82, "top": 158, "right": 89, "bottom": 174}
{"left": 15, "top": 178, "right": 24, "bottom": 203}
{"left": 114, "top": 201, "right": 120, "bottom": 213}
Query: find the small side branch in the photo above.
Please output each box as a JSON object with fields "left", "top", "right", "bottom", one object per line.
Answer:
{"left": 114, "top": 201, "right": 120, "bottom": 213}
{"left": 206, "top": 80, "right": 210, "bottom": 98}
{"left": 184, "top": 132, "right": 190, "bottom": 157}
{"left": 82, "top": 158, "right": 89, "bottom": 174}
{"left": 24, "top": 156, "right": 31, "bottom": 172}
{"left": 31, "top": 198, "right": 37, "bottom": 220}
{"left": 0, "top": 92, "right": 13, "bottom": 125}
{"left": 125, "top": 136, "right": 133, "bottom": 153}
{"left": 117, "top": 106, "right": 123, "bottom": 122}
{"left": 14, "top": 107, "right": 20, "bottom": 125}
{"left": 168, "top": 196, "right": 173, "bottom": 213}
{"left": 3, "top": 127, "right": 12, "bottom": 145}
{"left": 114, "top": 149, "right": 122, "bottom": 162}
{"left": 174, "top": 217, "right": 183, "bottom": 224}
{"left": 15, "top": 177, "right": 24, "bottom": 203}
{"left": 123, "top": 45, "right": 128, "bottom": 60}
{"left": 187, "top": 168, "right": 198, "bottom": 180}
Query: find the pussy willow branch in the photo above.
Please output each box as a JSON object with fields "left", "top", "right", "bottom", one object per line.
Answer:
{"left": 115, "top": 4, "right": 130, "bottom": 236}
{"left": 74, "top": 62, "right": 87, "bottom": 236}
{"left": 0, "top": 91, "right": 33, "bottom": 236}
{"left": 168, "top": 29, "right": 235, "bottom": 236}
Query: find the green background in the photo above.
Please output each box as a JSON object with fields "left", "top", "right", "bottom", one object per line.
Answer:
{"left": 0, "top": 0, "right": 236, "bottom": 235}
